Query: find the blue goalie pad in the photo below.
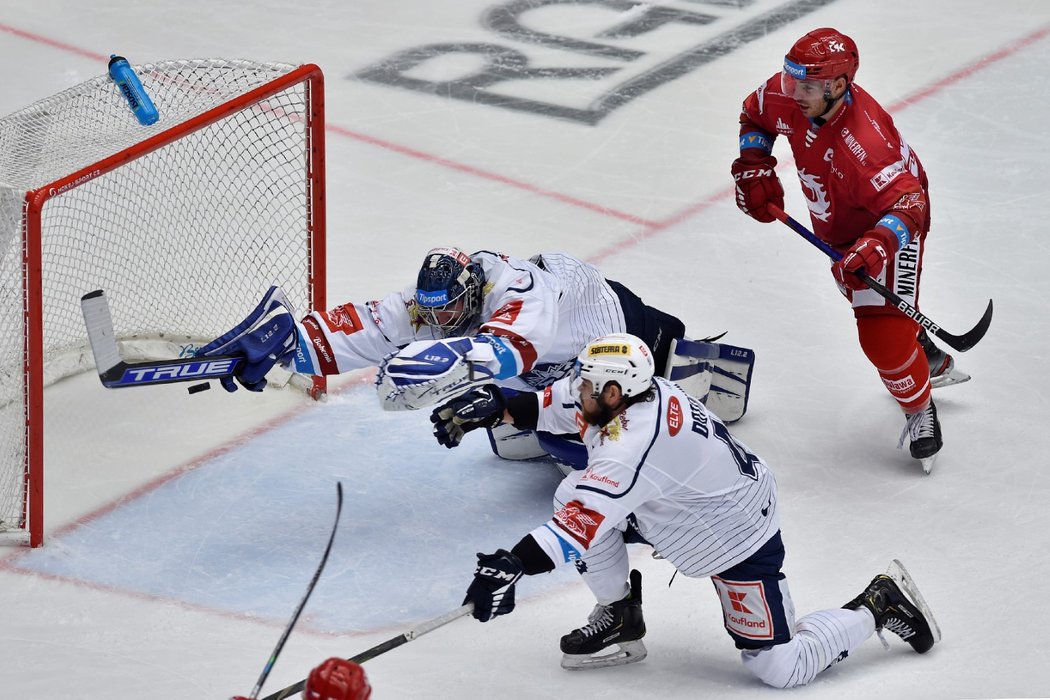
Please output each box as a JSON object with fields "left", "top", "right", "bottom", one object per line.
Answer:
{"left": 664, "top": 338, "right": 755, "bottom": 423}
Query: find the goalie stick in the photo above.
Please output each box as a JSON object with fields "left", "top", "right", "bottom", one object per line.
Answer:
{"left": 260, "top": 602, "right": 475, "bottom": 700}
{"left": 81, "top": 290, "right": 245, "bottom": 388}
{"left": 767, "top": 205, "right": 993, "bottom": 353}
{"left": 244, "top": 482, "right": 344, "bottom": 700}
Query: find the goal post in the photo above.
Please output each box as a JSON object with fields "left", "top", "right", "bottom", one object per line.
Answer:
{"left": 0, "top": 59, "right": 327, "bottom": 547}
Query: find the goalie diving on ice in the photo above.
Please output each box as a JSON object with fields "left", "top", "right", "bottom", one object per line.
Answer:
{"left": 81, "top": 248, "right": 757, "bottom": 469}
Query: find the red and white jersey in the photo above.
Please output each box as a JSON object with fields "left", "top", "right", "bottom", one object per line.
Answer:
{"left": 292, "top": 251, "right": 626, "bottom": 391}
{"left": 739, "top": 78, "right": 929, "bottom": 249}
{"left": 529, "top": 376, "right": 779, "bottom": 578}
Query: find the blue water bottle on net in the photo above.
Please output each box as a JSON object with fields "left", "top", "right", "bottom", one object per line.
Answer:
{"left": 108, "top": 55, "right": 159, "bottom": 125}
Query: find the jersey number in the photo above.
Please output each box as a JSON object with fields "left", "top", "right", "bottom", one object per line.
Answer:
{"left": 713, "top": 420, "right": 760, "bottom": 481}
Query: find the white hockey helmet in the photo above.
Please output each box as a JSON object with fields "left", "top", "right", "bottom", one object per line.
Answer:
{"left": 574, "top": 333, "right": 655, "bottom": 399}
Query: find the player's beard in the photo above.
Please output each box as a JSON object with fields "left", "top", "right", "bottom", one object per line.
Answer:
{"left": 581, "top": 395, "right": 623, "bottom": 428}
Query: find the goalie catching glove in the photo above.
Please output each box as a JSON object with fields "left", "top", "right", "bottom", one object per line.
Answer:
{"left": 196, "top": 286, "right": 300, "bottom": 392}
{"left": 430, "top": 384, "right": 506, "bottom": 448}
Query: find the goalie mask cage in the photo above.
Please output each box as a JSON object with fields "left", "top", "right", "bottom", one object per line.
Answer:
{"left": 0, "top": 59, "right": 327, "bottom": 547}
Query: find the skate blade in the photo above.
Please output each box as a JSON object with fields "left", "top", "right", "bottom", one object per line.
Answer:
{"left": 919, "top": 454, "right": 937, "bottom": 475}
{"left": 561, "top": 640, "right": 647, "bottom": 670}
{"left": 886, "top": 559, "right": 942, "bottom": 646}
{"left": 931, "top": 368, "right": 970, "bottom": 389}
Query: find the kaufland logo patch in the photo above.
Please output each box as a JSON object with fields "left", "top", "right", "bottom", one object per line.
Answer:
{"left": 712, "top": 576, "right": 774, "bottom": 640}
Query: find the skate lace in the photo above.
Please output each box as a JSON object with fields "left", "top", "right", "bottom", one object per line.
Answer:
{"left": 578, "top": 604, "right": 615, "bottom": 638}
{"left": 883, "top": 617, "right": 916, "bottom": 640}
{"left": 898, "top": 405, "right": 935, "bottom": 449}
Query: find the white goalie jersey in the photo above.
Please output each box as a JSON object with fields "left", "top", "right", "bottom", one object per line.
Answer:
{"left": 291, "top": 251, "right": 627, "bottom": 393}
{"left": 528, "top": 375, "right": 779, "bottom": 578}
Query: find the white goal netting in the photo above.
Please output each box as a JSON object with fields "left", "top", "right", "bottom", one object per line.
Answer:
{"left": 0, "top": 59, "right": 324, "bottom": 544}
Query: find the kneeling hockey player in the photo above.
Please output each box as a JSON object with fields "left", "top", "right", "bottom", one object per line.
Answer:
{"left": 433, "top": 333, "right": 940, "bottom": 687}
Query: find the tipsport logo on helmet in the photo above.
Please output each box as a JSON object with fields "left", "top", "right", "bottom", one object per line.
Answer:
{"left": 783, "top": 57, "right": 807, "bottom": 80}
{"left": 588, "top": 343, "right": 629, "bottom": 356}
{"left": 416, "top": 289, "right": 451, "bottom": 307}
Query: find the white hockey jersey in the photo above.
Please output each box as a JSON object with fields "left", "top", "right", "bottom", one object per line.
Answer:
{"left": 529, "top": 376, "right": 779, "bottom": 578}
{"left": 292, "top": 251, "right": 626, "bottom": 391}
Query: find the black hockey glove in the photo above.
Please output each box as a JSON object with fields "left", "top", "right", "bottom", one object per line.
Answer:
{"left": 464, "top": 549, "right": 524, "bottom": 622}
{"left": 430, "top": 384, "right": 506, "bottom": 448}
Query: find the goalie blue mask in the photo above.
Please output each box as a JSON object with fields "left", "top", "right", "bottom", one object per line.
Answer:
{"left": 415, "top": 247, "right": 486, "bottom": 338}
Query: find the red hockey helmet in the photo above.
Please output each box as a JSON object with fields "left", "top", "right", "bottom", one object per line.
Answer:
{"left": 782, "top": 27, "right": 859, "bottom": 93}
{"left": 303, "top": 658, "right": 371, "bottom": 700}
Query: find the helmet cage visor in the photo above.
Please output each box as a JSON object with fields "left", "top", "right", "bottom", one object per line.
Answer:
{"left": 416, "top": 286, "right": 472, "bottom": 337}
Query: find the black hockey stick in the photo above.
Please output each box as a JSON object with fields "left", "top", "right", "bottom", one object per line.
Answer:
{"left": 260, "top": 602, "right": 475, "bottom": 700}
{"left": 80, "top": 290, "right": 244, "bottom": 388}
{"left": 246, "top": 482, "right": 344, "bottom": 700}
{"left": 768, "top": 205, "right": 993, "bottom": 352}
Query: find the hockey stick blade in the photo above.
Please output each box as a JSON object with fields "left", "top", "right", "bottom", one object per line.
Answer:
{"left": 81, "top": 290, "right": 245, "bottom": 388}
{"left": 260, "top": 602, "right": 474, "bottom": 700}
{"left": 247, "top": 482, "right": 344, "bottom": 700}
{"left": 767, "top": 206, "right": 993, "bottom": 353}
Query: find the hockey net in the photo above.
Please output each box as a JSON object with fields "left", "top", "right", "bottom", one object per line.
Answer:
{"left": 0, "top": 59, "right": 326, "bottom": 546}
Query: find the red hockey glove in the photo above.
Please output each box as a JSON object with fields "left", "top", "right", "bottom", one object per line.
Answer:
{"left": 731, "top": 152, "right": 783, "bottom": 223}
{"left": 832, "top": 228, "right": 898, "bottom": 291}
{"left": 304, "top": 657, "right": 372, "bottom": 700}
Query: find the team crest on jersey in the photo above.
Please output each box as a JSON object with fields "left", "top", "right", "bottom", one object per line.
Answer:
{"left": 598, "top": 416, "right": 625, "bottom": 446}
{"left": 320, "top": 304, "right": 364, "bottom": 335}
{"left": 553, "top": 500, "right": 605, "bottom": 547}
{"left": 666, "top": 396, "right": 683, "bottom": 436}
{"left": 406, "top": 300, "right": 427, "bottom": 331}
{"left": 798, "top": 169, "right": 831, "bottom": 222}
{"left": 490, "top": 299, "right": 523, "bottom": 325}
{"left": 775, "top": 117, "right": 793, "bottom": 135}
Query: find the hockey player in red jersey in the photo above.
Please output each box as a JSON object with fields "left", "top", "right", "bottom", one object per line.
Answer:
{"left": 730, "top": 27, "right": 968, "bottom": 470}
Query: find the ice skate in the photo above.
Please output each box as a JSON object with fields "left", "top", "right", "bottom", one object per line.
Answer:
{"left": 918, "top": 329, "right": 970, "bottom": 389}
{"left": 899, "top": 400, "right": 942, "bottom": 474}
{"left": 560, "top": 569, "right": 647, "bottom": 670}
{"left": 844, "top": 559, "right": 941, "bottom": 653}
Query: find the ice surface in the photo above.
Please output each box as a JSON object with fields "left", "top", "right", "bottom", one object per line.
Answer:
{"left": 1, "top": 2, "right": 1049, "bottom": 698}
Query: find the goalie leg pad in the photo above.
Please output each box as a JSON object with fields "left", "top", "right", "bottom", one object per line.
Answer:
{"left": 664, "top": 338, "right": 755, "bottom": 423}
{"left": 486, "top": 422, "right": 549, "bottom": 460}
